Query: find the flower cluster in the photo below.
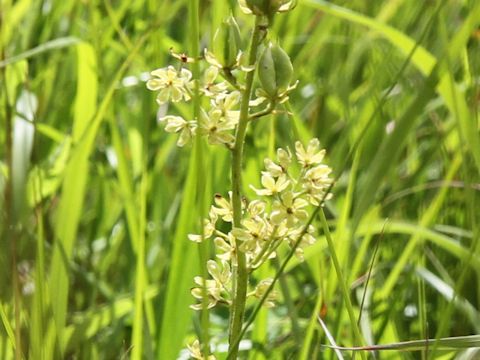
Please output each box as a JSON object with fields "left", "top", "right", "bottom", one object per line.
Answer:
{"left": 146, "top": 31, "right": 297, "bottom": 150}
{"left": 146, "top": 61, "right": 242, "bottom": 148}
{"left": 188, "top": 138, "right": 333, "bottom": 310}
{"left": 190, "top": 260, "right": 231, "bottom": 310}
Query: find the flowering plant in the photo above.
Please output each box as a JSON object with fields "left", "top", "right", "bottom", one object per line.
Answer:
{"left": 146, "top": 1, "right": 333, "bottom": 357}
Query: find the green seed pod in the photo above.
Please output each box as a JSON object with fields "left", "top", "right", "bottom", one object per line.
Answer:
{"left": 212, "top": 15, "right": 242, "bottom": 68}
{"left": 258, "top": 43, "right": 293, "bottom": 98}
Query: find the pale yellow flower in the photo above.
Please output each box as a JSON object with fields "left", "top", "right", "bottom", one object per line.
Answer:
{"left": 287, "top": 225, "right": 316, "bottom": 261}
{"left": 188, "top": 208, "right": 218, "bottom": 243}
{"left": 202, "top": 66, "right": 228, "bottom": 98}
{"left": 253, "top": 278, "right": 278, "bottom": 308}
{"left": 211, "top": 193, "right": 234, "bottom": 222}
{"left": 146, "top": 65, "right": 192, "bottom": 104}
{"left": 277, "top": 147, "right": 292, "bottom": 169}
{"left": 246, "top": 199, "right": 266, "bottom": 218}
{"left": 295, "top": 138, "right": 325, "bottom": 168}
{"left": 187, "top": 340, "right": 216, "bottom": 360}
{"left": 190, "top": 277, "right": 221, "bottom": 309}
{"left": 190, "top": 260, "right": 231, "bottom": 310}
{"left": 250, "top": 173, "right": 290, "bottom": 196}
{"left": 264, "top": 158, "right": 284, "bottom": 177}
{"left": 199, "top": 109, "right": 236, "bottom": 146}
{"left": 231, "top": 218, "right": 269, "bottom": 252}
{"left": 207, "top": 259, "right": 231, "bottom": 285}
{"left": 237, "top": 0, "right": 296, "bottom": 15}
{"left": 210, "top": 91, "right": 240, "bottom": 125}
{"left": 214, "top": 235, "right": 235, "bottom": 263}
{"left": 159, "top": 115, "right": 196, "bottom": 147}
{"left": 302, "top": 164, "right": 333, "bottom": 205}
{"left": 204, "top": 48, "right": 244, "bottom": 70}
{"left": 270, "top": 191, "right": 308, "bottom": 226}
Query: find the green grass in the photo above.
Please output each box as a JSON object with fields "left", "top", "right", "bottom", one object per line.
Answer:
{"left": 1, "top": 0, "right": 479, "bottom": 359}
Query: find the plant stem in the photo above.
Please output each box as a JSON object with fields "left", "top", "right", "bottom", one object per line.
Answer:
{"left": 189, "top": 0, "right": 210, "bottom": 354}
{"left": 273, "top": 257, "right": 302, "bottom": 345}
{"left": 249, "top": 100, "right": 275, "bottom": 120}
{"left": 1, "top": 16, "right": 22, "bottom": 357}
{"left": 228, "top": 15, "right": 266, "bottom": 358}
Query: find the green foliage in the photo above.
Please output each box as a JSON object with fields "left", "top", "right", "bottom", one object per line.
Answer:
{"left": 0, "top": 0, "right": 479, "bottom": 359}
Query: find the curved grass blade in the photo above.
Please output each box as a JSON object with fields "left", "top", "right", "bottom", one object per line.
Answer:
{"left": 0, "top": 37, "right": 80, "bottom": 68}
{"left": 323, "top": 335, "right": 480, "bottom": 352}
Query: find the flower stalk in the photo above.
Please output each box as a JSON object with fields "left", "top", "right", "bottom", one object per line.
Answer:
{"left": 229, "top": 14, "right": 267, "bottom": 357}
{"left": 189, "top": 0, "right": 210, "bottom": 354}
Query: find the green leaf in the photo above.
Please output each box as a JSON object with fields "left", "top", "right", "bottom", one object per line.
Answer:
{"left": 324, "top": 335, "right": 480, "bottom": 352}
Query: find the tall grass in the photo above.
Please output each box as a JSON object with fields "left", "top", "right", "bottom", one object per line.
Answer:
{"left": 0, "top": 0, "right": 479, "bottom": 358}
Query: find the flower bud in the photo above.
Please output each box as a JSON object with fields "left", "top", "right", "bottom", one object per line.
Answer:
{"left": 212, "top": 15, "right": 242, "bottom": 68}
{"left": 257, "top": 43, "right": 293, "bottom": 98}
{"left": 245, "top": 0, "right": 269, "bottom": 15}
{"left": 239, "top": 0, "right": 296, "bottom": 17}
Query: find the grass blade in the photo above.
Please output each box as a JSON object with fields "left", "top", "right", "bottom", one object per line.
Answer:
{"left": 324, "top": 335, "right": 480, "bottom": 352}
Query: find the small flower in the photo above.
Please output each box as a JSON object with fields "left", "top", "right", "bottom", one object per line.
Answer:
{"left": 146, "top": 65, "right": 192, "bottom": 104}
{"left": 250, "top": 173, "right": 290, "bottom": 196}
{"left": 231, "top": 218, "right": 269, "bottom": 252}
{"left": 264, "top": 158, "right": 284, "bottom": 177}
{"left": 287, "top": 225, "right": 316, "bottom": 261}
{"left": 253, "top": 278, "right": 278, "bottom": 308}
{"left": 249, "top": 88, "right": 268, "bottom": 107}
{"left": 204, "top": 49, "right": 224, "bottom": 69}
{"left": 159, "top": 115, "right": 197, "bottom": 147}
{"left": 238, "top": 0, "right": 296, "bottom": 16}
{"left": 210, "top": 91, "right": 241, "bottom": 125}
{"left": 187, "top": 340, "right": 216, "bottom": 360}
{"left": 161, "top": 115, "right": 186, "bottom": 132}
{"left": 170, "top": 48, "right": 196, "bottom": 63}
{"left": 199, "top": 109, "right": 236, "bottom": 146}
{"left": 204, "top": 48, "right": 244, "bottom": 70}
{"left": 211, "top": 193, "right": 234, "bottom": 222}
{"left": 207, "top": 259, "right": 231, "bottom": 285}
{"left": 295, "top": 138, "right": 325, "bottom": 168}
{"left": 188, "top": 208, "right": 218, "bottom": 243}
{"left": 190, "top": 277, "right": 222, "bottom": 309}
{"left": 214, "top": 235, "right": 235, "bottom": 263}
{"left": 191, "top": 260, "right": 231, "bottom": 310}
{"left": 246, "top": 199, "right": 266, "bottom": 218}
{"left": 202, "top": 66, "right": 228, "bottom": 98}
{"left": 277, "top": 147, "right": 292, "bottom": 169}
{"left": 270, "top": 191, "right": 308, "bottom": 226}
{"left": 302, "top": 164, "right": 333, "bottom": 205}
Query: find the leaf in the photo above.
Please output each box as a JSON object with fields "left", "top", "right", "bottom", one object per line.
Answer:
{"left": 323, "top": 335, "right": 480, "bottom": 352}
{"left": 48, "top": 41, "right": 98, "bottom": 349}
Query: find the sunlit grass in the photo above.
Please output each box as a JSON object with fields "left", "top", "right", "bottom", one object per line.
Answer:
{"left": 0, "top": 0, "right": 479, "bottom": 359}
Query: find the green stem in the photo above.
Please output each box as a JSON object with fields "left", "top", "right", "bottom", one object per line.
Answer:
{"left": 228, "top": 15, "right": 266, "bottom": 358}
{"left": 273, "top": 257, "right": 302, "bottom": 345}
{"left": 1, "top": 14, "right": 22, "bottom": 357}
{"left": 189, "top": 0, "right": 210, "bottom": 355}
{"left": 222, "top": 68, "right": 243, "bottom": 91}
{"left": 250, "top": 226, "right": 277, "bottom": 268}
{"left": 249, "top": 100, "right": 275, "bottom": 120}
{"left": 252, "top": 237, "right": 282, "bottom": 269}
